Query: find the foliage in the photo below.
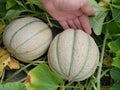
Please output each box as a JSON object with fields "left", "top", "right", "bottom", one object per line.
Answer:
{"left": 25, "top": 63, "right": 64, "bottom": 90}
{"left": 108, "top": 38, "right": 120, "bottom": 68}
{"left": 89, "top": 0, "right": 120, "bottom": 89}
{"left": 0, "top": 0, "right": 51, "bottom": 25}
{"left": 0, "top": 82, "right": 26, "bottom": 90}
{"left": 110, "top": 68, "right": 120, "bottom": 90}
{"left": 89, "top": 0, "right": 109, "bottom": 35}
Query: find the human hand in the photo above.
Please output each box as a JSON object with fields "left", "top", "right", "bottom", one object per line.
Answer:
{"left": 40, "top": 0, "right": 95, "bottom": 34}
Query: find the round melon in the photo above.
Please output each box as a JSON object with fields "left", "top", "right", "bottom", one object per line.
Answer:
{"left": 48, "top": 29, "right": 99, "bottom": 81}
{"left": 3, "top": 17, "right": 52, "bottom": 62}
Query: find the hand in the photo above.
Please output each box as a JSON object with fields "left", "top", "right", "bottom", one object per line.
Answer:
{"left": 40, "top": 0, "right": 95, "bottom": 34}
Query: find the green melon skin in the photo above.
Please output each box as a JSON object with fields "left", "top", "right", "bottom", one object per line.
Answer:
{"left": 48, "top": 29, "right": 99, "bottom": 81}
{"left": 3, "top": 17, "right": 52, "bottom": 62}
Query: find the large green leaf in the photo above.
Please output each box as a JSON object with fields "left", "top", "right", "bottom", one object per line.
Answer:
{"left": 110, "top": 67, "right": 120, "bottom": 81}
{"left": 6, "top": 0, "right": 26, "bottom": 10}
{"left": 105, "top": 21, "right": 120, "bottom": 35}
{"left": 112, "top": 51, "right": 120, "bottom": 69}
{"left": 111, "top": 82, "right": 120, "bottom": 90}
{"left": 0, "top": 0, "right": 7, "bottom": 18}
{"left": 3, "top": 10, "right": 23, "bottom": 23}
{"left": 110, "top": 68, "right": 120, "bottom": 90}
{"left": 26, "top": 0, "right": 45, "bottom": 11}
{"left": 111, "top": 7, "right": 120, "bottom": 23}
{"left": 6, "top": 0, "right": 17, "bottom": 9}
{"left": 110, "top": 0, "right": 120, "bottom": 23}
{"left": 0, "top": 82, "right": 26, "bottom": 90}
{"left": 108, "top": 38, "right": 120, "bottom": 53}
{"left": 112, "top": 0, "right": 120, "bottom": 5}
{"left": 108, "top": 38, "right": 120, "bottom": 68}
{"left": 89, "top": 0, "right": 108, "bottom": 35}
{"left": 25, "top": 63, "right": 64, "bottom": 90}
{"left": 1, "top": 0, "right": 26, "bottom": 23}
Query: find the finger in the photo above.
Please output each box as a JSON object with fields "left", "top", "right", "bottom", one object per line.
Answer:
{"left": 79, "top": 15, "right": 92, "bottom": 34}
{"left": 80, "top": 2, "right": 95, "bottom": 16}
{"left": 67, "top": 20, "right": 77, "bottom": 29}
{"left": 73, "top": 17, "right": 82, "bottom": 29}
{"left": 59, "top": 21, "right": 69, "bottom": 30}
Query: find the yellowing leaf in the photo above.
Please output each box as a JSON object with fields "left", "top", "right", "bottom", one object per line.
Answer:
{"left": 0, "top": 47, "right": 11, "bottom": 77}
{"left": 0, "top": 55, "right": 11, "bottom": 77}
{"left": 0, "top": 47, "right": 20, "bottom": 77}
{"left": 6, "top": 57, "right": 20, "bottom": 70}
{"left": 0, "top": 48, "right": 9, "bottom": 56}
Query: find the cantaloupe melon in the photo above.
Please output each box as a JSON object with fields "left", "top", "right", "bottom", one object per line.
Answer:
{"left": 3, "top": 17, "right": 52, "bottom": 62}
{"left": 48, "top": 29, "right": 99, "bottom": 81}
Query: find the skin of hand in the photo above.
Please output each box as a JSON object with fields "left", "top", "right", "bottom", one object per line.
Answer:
{"left": 40, "top": 0, "right": 95, "bottom": 34}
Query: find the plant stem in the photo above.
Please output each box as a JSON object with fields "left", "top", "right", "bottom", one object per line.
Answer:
{"left": 103, "top": 0, "right": 120, "bottom": 9}
{"left": 85, "top": 79, "right": 92, "bottom": 90}
{"left": 92, "top": 81, "right": 97, "bottom": 90}
{"left": 59, "top": 81, "right": 84, "bottom": 90}
{"left": 97, "top": 30, "right": 109, "bottom": 90}
{"left": 111, "top": 34, "right": 120, "bottom": 37}
{"left": 2, "top": 62, "right": 35, "bottom": 84}
{"left": 0, "top": 69, "right": 5, "bottom": 84}
{"left": 59, "top": 85, "right": 84, "bottom": 89}
{"left": 17, "top": 77, "right": 27, "bottom": 82}
{"left": 101, "top": 69, "right": 110, "bottom": 78}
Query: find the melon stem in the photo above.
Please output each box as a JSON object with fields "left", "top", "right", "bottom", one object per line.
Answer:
{"left": 97, "top": 29, "right": 109, "bottom": 90}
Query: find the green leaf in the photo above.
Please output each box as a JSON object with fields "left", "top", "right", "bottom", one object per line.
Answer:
{"left": 106, "top": 21, "right": 120, "bottom": 35}
{"left": 0, "top": 0, "right": 7, "bottom": 18}
{"left": 112, "top": 51, "right": 120, "bottom": 68}
{"left": 89, "top": 0, "right": 108, "bottom": 35}
{"left": 0, "top": 82, "right": 26, "bottom": 90}
{"left": 110, "top": 67, "right": 120, "bottom": 90}
{"left": 112, "top": 0, "right": 120, "bottom": 5}
{"left": 111, "top": 82, "right": 120, "bottom": 90}
{"left": 0, "top": 0, "right": 25, "bottom": 20}
{"left": 25, "top": 63, "right": 64, "bottom": 90}
{"left": 111, "top": 6, "right": 120, "bottom": 23}
{"left": 108, "top": 38, "right": 120, "bottom": 53}
{"left": 108, "top": 38, "right": 120, "bottom": 68}
{"left": 110, "top": 0, "right": 120, "bottom": 23}
{"left": 6, "top": 0, "right": 26, "bottom": 10}
{"left": 0, "top": 0, "right": 7, "bottom": 3}
{"left": 6, "top": 0, "right": 17, "bottom": 9}
{"left": 26, "top": 0, "right": 45, "bottom": 11}
{"left": 3, "top": 10, "right": 23, "bottom": 23}
{"left": 110, "top": 67, "right": 120, "bottom": 81}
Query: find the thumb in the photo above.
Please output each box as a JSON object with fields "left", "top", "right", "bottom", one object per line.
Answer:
{"left": 81, "top": 2, "right": 95, "bottom": 16}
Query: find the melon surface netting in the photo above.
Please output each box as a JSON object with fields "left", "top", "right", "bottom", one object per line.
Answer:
{"left": 48, "top": 29, "right": 99, "bottom": 81}
{"left": 3, "top": 17, "right": 52, "bottom": 62}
